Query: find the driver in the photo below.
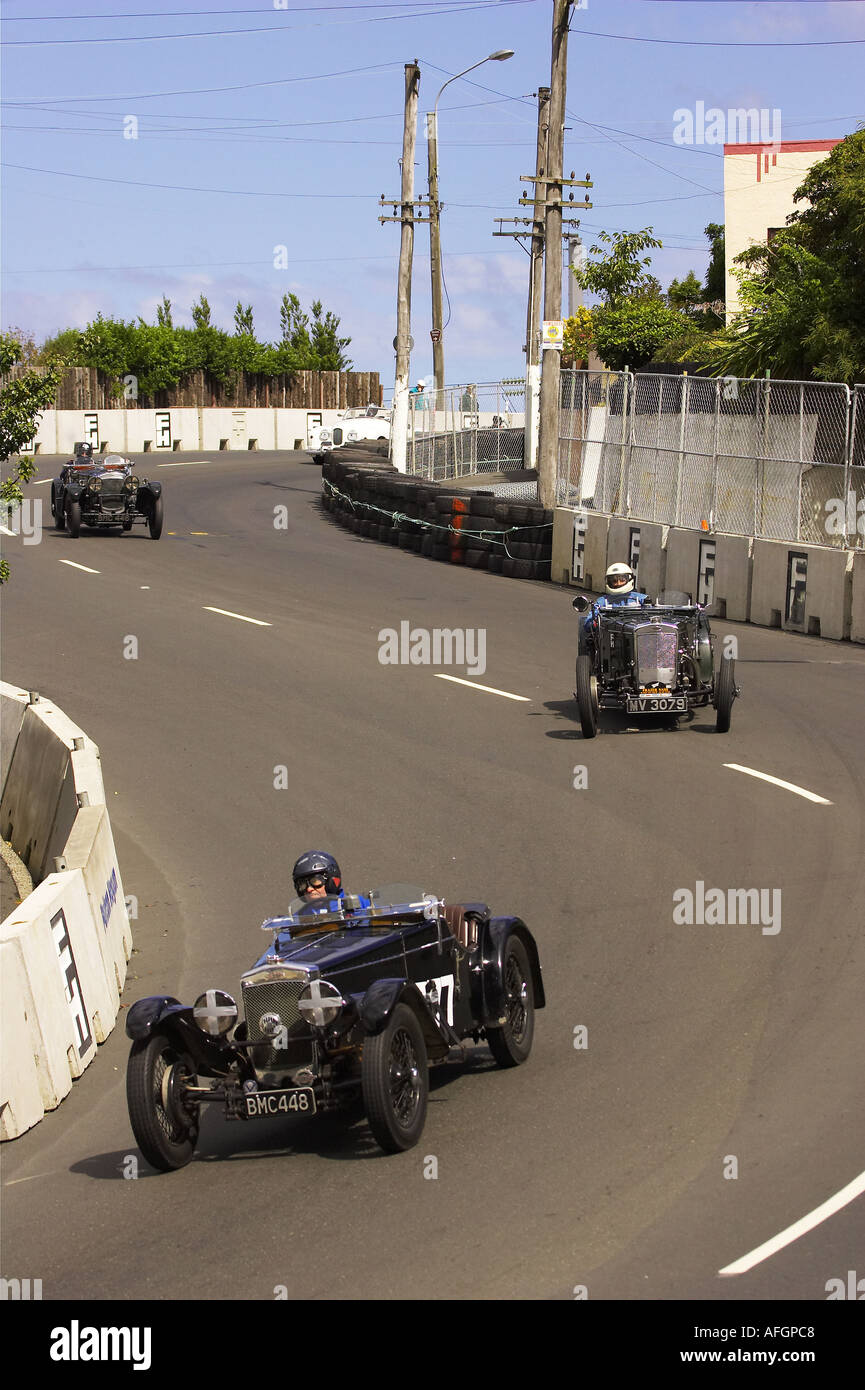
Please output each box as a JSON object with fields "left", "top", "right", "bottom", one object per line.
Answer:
{"left": 291, "top": 851, "right": 370, "bottom": 908}
{"left": 581, "top": 563, "right": 648, "bottom": 650}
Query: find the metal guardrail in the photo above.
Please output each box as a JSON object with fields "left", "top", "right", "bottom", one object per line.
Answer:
{"left": 556, "top": 368, "right": 863, "bottom": 548}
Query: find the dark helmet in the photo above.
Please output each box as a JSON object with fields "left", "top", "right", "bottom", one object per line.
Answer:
{"left": 292, "top": 850, "right": 342, "bottom": 897}
{"left": 75, "top": 441, "right": 93, "bottom": 458}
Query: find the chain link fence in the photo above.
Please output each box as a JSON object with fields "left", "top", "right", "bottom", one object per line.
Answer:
{"left": 399, "top": 381, "right": 526, "bottom": 481}
{"left": 557, "top": 369, "right": 861, "bottom": 548}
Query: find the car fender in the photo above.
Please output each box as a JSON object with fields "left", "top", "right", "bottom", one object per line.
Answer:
{"left": 479, "top": 918, "right": 546, "bottom": 1023}
{"left": 63, "top": 481, "right": 82, "bottom": 502}
{"left": 355, "top": 978, "right": 454, "bottom": 1053}
{"left": 125, "top": 995, "right": 238, "bottom": 1074}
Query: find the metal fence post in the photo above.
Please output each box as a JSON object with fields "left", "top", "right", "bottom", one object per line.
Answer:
{"left": 710, "top": 379, "right": 720, "bottom": 530}
{"left": 675, "top": 373, "right": 689, "bottom": 526}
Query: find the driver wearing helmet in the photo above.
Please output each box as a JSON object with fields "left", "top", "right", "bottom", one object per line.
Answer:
{"left": 291, "top": 851, "right": 371, "bottom": 909}
{"left": 581, "top": 563, "right": 648, "bottom": 649}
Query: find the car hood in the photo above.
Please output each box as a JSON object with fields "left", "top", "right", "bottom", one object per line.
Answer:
{"left": 246, "top": 923, "right": 409, "bottom": 978}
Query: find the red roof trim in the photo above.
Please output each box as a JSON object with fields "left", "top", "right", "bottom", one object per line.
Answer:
{"left": 724, "top": 139, "right": 841, "bottom": 155}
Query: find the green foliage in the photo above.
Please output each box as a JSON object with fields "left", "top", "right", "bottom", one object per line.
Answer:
{"left": 703, "top": 222, "right": 725, "bottom": 305}
{"left": 191, "top": 294, "right": 212, "bottom": 329}
{"left": 156, "top": 295, "right": 173, "bottom": 329}
{"left": 574, "top": 228, "right": 664, "bottom": 308}
{"left": 309, "top": 300, "right": 352, "bottom": 371}
{"left": 593, "top": 301, "right": 689, "bottom": 372}
{"left": 667, "top": 271, "right": 704, "bottom": 315}
{"left": 0, "top": 339, "right": 63, "bottom": 582}
{"left": 233, "top": 302, "right": 254, "bottom": 336}
{"left": 562, "top": 307, "right": 595, "bottom": 366}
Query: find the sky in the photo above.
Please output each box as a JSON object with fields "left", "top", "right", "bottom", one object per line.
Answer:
{"left": 2, "top": 0, "right": 864, "bottom": 390}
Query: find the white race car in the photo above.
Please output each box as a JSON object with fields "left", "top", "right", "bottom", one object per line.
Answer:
{"left": 309, "top": 405, "right": 391, "bottom": 452}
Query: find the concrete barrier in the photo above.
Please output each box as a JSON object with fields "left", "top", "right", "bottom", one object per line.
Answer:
{"left": 28, "top": 407, "right": 351, "bottom": 456}
{"left": 852, "top": 552, "right": 865, "bottom": 645}
{"left": 0, "top": 684, "right": 132, "bottom": 1139}
{"left": 607, "top": 517, "right": 666, "bottom": 600}
{"left": 664, "top": 527, "right": 753, "bottom": 619}
{"left": 552, "top": 508, "right": 611, "bottom": 590}
{"left": 750, "top": 539, "right": 853, "bottom": 640}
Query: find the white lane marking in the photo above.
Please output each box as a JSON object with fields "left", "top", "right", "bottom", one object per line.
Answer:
{"left": 157, "top": 459, "right": 211, "bottom": 467}
{"left": 140, "top": 585, "right": 150, "bottom": 590}
{"left": 203, "top": 605, "right": 271, "bottom": 627}
{"left": 434, "top": 674, "right": 530, "bottom": 702}
{"left": 58, "top": 559, "right": 100, "bottom": 574}
{"left": 0, "top": 524, "right": 14, "bottom": 536}
{"left": 723, "top": 763, "right": 833, "bottom": 806}
{"left": 32, "top": 479, "right": 52, "bottom": 485}
{"left": 719, "top": 1169, "right": 865, "bottom": 1276}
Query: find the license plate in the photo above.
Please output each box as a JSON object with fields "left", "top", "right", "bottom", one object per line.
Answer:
{"left": 626, "top": 695, "right": 687, "bottom": 713}
{"left": 244, "top": 1088, "right": 316, "bottom": 1118}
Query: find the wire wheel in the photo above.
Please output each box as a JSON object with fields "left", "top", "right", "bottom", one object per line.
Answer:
{"left": 486, "top": 936, "right": 535, "bottom": 1068}
{"left": 126, "top": 1034, "right": 199, "bottom": 1172}
{"left": 362, "top": 1003, "right": 428, "bottom": 1153}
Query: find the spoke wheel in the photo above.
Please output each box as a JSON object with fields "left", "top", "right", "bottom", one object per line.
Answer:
{"left": 126, "top": 1034, "right": 199, "bottom": 1171}
{"left": 361, "top": 1003, "right": 428, "bottom": 1153}
{"left": 486, "top": 936, "right": 535, "bottom": 1068}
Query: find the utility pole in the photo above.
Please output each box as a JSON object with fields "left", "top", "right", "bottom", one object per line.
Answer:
{"left": 537, "top": 0, "right": 571, "bottom": 510}
{"left": 426, "top": 110, "right": 444, "bottom": 407}
{"left": 525, "top": 86, "right": 550, "bottom": 472}
{"left": 386, "top": 62, "right": 420, "bottom": 474}
{"left": 567, "top": 234, "right": 583, "bottom": 317}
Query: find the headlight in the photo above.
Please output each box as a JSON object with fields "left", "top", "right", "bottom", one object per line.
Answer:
{"left": 298, "top": 980, "right": 345, "bottom": 1028}
{"left": 193, "top": 989, "right": 238, "bottom": 1036}
{"left": 124, "top": 476, "right": 139, "bottom": 491}
{"left": 320, "top": 430, "right": 331, "bottom": 441}
{"left": 88, "top": 477, "right": 102, "bottom": 492}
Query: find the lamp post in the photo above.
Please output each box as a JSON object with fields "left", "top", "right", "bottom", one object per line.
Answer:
{"left": 426, "top": 49, "right": 514, "bottom": 406}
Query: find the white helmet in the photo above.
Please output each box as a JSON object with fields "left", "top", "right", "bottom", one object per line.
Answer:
{"left": 605, "top": 562, "right": 636, "bottom": 596}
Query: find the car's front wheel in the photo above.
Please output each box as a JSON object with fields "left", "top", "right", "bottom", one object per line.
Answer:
{"left": 486, "top": 935, "right": 535, "bottom": 1067}
{"left": 575, "top": 653, "right": 599, "bottom": 738}
{"left": 126, "top": 1034, "right": 199, "bottom": 1171}
{"left": 147, "top": 494, "right": 164, "bottom": 540}
{"left": 361, "top": 1003, "right": 428, "bottom": 1153}
{"left": 67, "top": 500, "right": 81, "bottom": 538}
{"left": 52, "top": 490, "right": 65, "bottom": 530}
{"left": 715, "top": 653, "right": 736, "bottom": 733}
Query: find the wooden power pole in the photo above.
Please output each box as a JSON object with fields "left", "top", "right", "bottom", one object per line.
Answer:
{"left": 525, "top": 85, "right": 550, "bottom": 472}
{"left": 537, "top": 1, "right": 572, "bottom": 509}
{"left": 389, "top": 62, "right": 420, "bottom": 474}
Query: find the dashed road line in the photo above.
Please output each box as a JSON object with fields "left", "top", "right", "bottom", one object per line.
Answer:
{"left": 723, "top": 763, "right": 833, "bottom": 805}
{"left": 203, "top": 605, "right": 271, "bottom": 627}
{"left": 434, "top": 674, "right": 530, "bottom": 702}
{"left": 719, "top": 1169, "right": 865, "bottom": 1276}
{"left": 57, "top": 559, "right": 100, "bottom": 574}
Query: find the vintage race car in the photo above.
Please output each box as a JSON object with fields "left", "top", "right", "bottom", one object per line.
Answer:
{"left": 572, "top": 589, "right": 739, "bottom": 737}
{"left": 309, "top": 405, "right": 391, "bottom": 453}
{"left": 125, "top": 884, "right": 544, "bottom": 1168}
{"left": 51, "top": 452, "right": 163, "bottom": 539}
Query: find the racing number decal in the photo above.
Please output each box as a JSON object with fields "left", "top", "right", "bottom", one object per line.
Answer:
{"left": 83, "top": 412, "right": 99, "bottom": 450}
{"left": 698, "top": 538, "right": 716, "bottom": 608}
{"left": 421, "top": 974, "right": 455, "bottom": 1026}
{"left": 628, "top": 527, "right": 641, "bottom": 586}
{"left": 50, "top": 908, "right": 93, "bottom": 1057}
{"left": 155, "top": 411, "right": 172, "bottom": 449}
{"left": 572, "top": 511, "right": 587, "bottom": 583}
{"left": 786, "top": 551, "right": 808, "bottom": 625}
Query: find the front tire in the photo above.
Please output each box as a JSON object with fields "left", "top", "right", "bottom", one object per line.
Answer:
{"left": 361, "top": 1003, "right": 428, "bottom": 1153}
{"left": 486, "top": 935, "right": 535, "bottom": 1067}
{"left": 575, "top": 653, "right": 599, "bottom": 738}
{"left": 148, "top": 494, "right": 163, "bottom": 539}
{"left": 126, "top": 1034, "right": 199, "bottom": 1172}
{"left": 67, "top": 500, "right": 81, "bottom": 538}
{"left": 53, "top": 490, "right": 65, "bottom": 530}
{"left": 715, "top": 653, "right": 736, "bottom": 733}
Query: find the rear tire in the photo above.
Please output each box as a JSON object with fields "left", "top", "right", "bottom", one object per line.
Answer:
{"left": 575, "top": 653, "right": 599, "bottom": 738}
{"left": 715, "top": 654, "right": 736, "bottom": 733}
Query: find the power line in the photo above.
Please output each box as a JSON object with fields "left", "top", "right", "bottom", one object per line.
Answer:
{"left": 0, "top": 61, "right": 404, "bottom": 105}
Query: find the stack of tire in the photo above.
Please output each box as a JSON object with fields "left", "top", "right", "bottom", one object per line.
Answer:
{"left": 321, "top": 452, "right": 552, "bottom": 582}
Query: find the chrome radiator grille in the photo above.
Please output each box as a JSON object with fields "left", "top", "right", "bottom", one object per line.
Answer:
{"left": 242, "top": 979, "right": 305, "bottom": 1041}
{"left": 99, "top": 478, "right": 126, "bottom": 511}
{"left": 634, "top": 623, "right": 678, "bottom": 687}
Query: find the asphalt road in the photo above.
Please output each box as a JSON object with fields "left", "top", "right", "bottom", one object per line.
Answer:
{"left": 2, "top": 451, "right": 864, "bottom": 1307}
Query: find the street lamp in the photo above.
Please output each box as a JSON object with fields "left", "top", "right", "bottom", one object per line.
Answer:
{"left": 426, "top": 49, "right": 514, "bottom": 404}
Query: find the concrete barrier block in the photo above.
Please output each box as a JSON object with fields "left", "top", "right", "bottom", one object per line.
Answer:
{"left": 751, "top": 539, "right": 853, "bottom": 640}
{"left": 0, "top": 940, "right": 47, "bottom": 1139}
{"left": 607, "top": 517, "right": 666, "bottom": 600}
{"left": 64, "top": 804, "right": 131, "bottom": 1005}
{"left": 0, "top": 705, "right": 71, "bottom": 883}
{"left": 552, "top": 509, "right": 611, "bottom": 591}
{"left": 0, "top": 684, "right": 29, "bottom": 797}
{"left": 852, "top": 552, "right": 865, "bottom": 644}
{"left": 664, "top": 528, "right": 751, "bottom": 616}
{"left": 712, "top": 534, "right": 753, "bottom": 622}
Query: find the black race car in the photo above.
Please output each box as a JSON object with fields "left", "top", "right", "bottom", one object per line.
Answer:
{"left": 125, "top": 884, "right": 545, "bottom": 1167}
{"left": 572, "top": 589, "right": 739, "bottom": 737}
{"left": 51, "top": 451, "right": 163, "bottom": 539}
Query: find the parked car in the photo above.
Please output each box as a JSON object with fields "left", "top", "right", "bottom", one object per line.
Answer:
{"left": 572, "top": 589, "right": 739, "bottom": 737}
{"left": 51, "top": 453, "right": 163, "bottom": 539}
{"left": 125, "top": 883, "right": 544, "bottom": 1167}
{"left": 309, "top": 405, "right": 391, "bottom": 453}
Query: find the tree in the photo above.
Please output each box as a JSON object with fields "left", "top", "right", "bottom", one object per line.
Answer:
{"left": 593, "top": 300, "right": 688, "bottom": 372}
{"left": 191, "top": 294, "right": 212, "bottom": 329}
{"left": 0, "top": 333, "right": 64, "bottom": 583}
{"left": 573, "top": 228, "right": 664, "bottom": 308}
{"left": 156, "top": 295, "right": 173, "bottom": 329}
{"left": 562, "top": 307, "right": 595, "bottom": 366}
{"left": 233, "top": 302, "right": 254, "bottom": 336}
{"left": 703, "top": 222, "right": 725, "bottom": 305}
{"left": 309, "top": 300, "right": 352, "bottom": 370}
{"left": 667, "top": 271, "right": 704, "bottom": 315}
